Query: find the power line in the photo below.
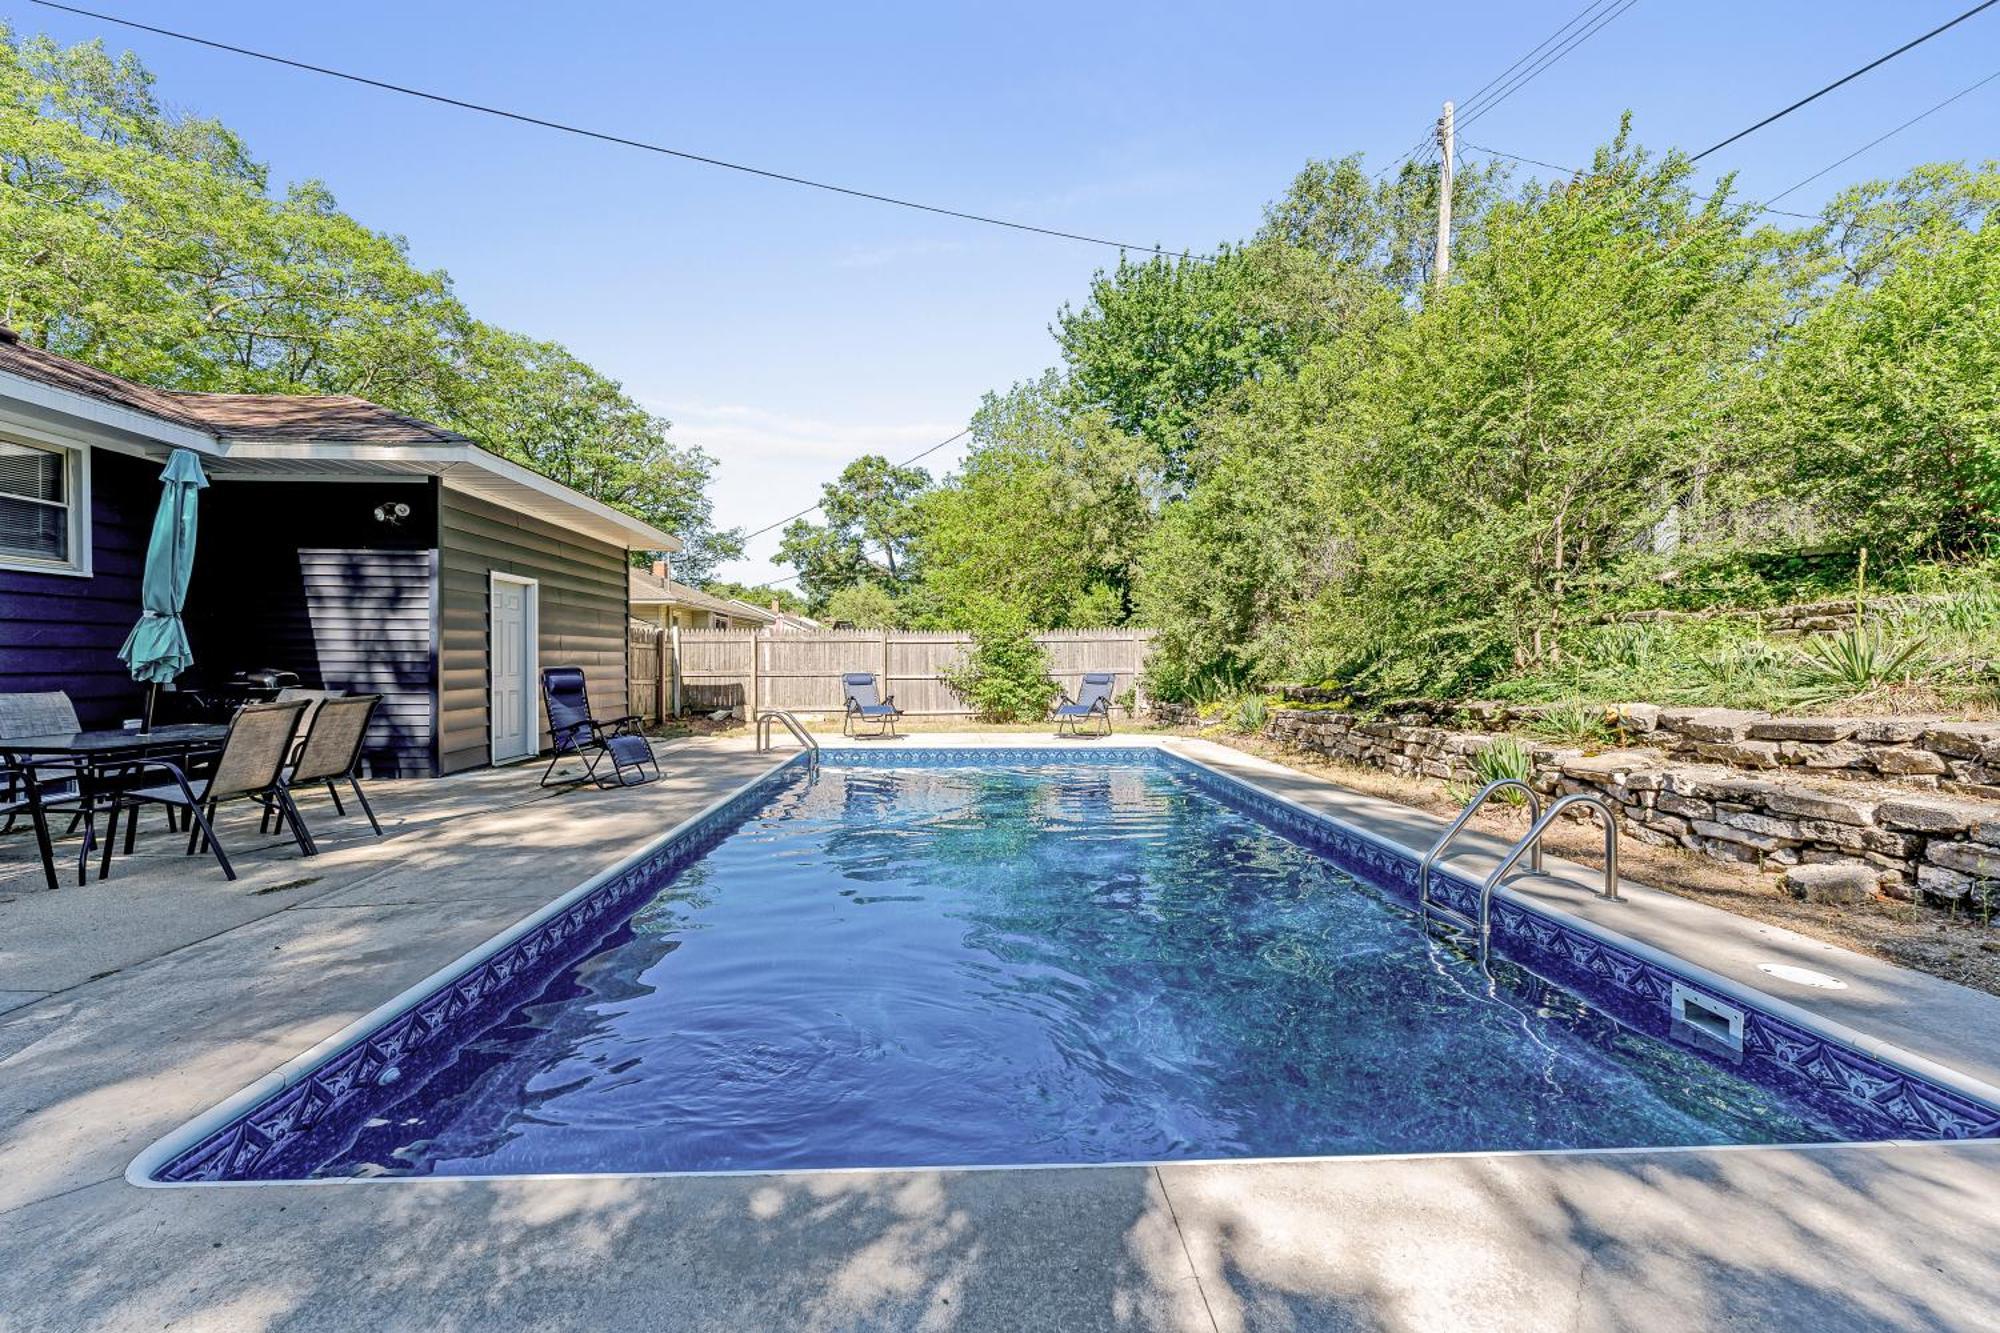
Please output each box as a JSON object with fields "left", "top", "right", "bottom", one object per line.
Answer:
{"left": 1452, "top": 1, "right": 1623, "bottom": 123}
{"left": 1762, "top": 65, "right": 2000, "bottom": 205}
{"left": 26, "top": 0, "right": 1184, "bottom": 256}
{"left": 1461, "top": 140, "right": 1834, "bottom": 225}
{"left": 740, "top": 427, "right": 970, "bottom": 543}
{"left": 1374, "top": 0, "right": 1638, "bottom": 180}
{"left": 1457, "top": 0, "right": 1641, "bottom": 132}
{"left": 1688, "top": 0, "right": 2000, "bottom": 163}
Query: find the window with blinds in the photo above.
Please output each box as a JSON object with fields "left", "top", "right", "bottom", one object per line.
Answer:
{"left": 0, "top": 439, "right": 75, "bottom": 565}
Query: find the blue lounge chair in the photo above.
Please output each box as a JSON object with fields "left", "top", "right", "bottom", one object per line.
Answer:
{"left": 842, "top": 673, "right": 903, "bottom": 738}
{"left": 1053, "top": 672, "right": 1117, "bottom": 738}
{"left": 540, "top": 666, "right": 660, "bottom": 787}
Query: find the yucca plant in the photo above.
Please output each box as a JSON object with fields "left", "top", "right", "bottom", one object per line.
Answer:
{"left": 1790, "top": 627, "right": 1930, "bottom": 704}
{"left": 1470, "top": 736, "right": 1534, "bottom": 805}
{"left": 1231, "top": 693, "right": 1270, "bottom": 735}
{"left": 1526, "top": 697, "right": 1613, "bottom": 746}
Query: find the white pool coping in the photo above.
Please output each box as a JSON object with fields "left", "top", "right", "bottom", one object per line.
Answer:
{"left": 126, "top": 737, "right": 2000, "bottom": 1188}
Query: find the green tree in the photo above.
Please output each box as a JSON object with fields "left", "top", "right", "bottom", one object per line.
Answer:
{"left": 822, "top": 582, "right": 902, "bottom": 629}
{"left": 911, "top": 371, "right": 1150, "bottom": 628}
{"left": 776, "top": 455, "right": 931, "bottom": 606}
{"left": 704, "top": 580, "right": 807, "bottom": 615}
{"left": 447, "top": 328, "right": 742, "bottom": 580}
{"left": 1766, "top": 165, "right": 2000, "bottom": 554}
{"left": 940, "top": 599, "right": 1058, "bottom": 721}
{"left": 0, "top": 25, "right": 733, "bottom": 566}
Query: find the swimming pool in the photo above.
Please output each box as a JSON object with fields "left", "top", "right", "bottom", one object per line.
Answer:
{"left": 137, "top": 747, "right": 2000, "bottom": 1183}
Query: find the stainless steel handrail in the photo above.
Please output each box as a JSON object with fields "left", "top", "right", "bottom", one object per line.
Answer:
{"left": 1420, "top": 784, "right": 1622, "bottom": 969}
{"left": 1417, "top": 779, "right": 1543, "bottom": 919}
{"left": 1483, "top": 793, "right": 1621, "bottom": 906}
{"left": 755, "top": 709, "right": 819, "bottom": 761}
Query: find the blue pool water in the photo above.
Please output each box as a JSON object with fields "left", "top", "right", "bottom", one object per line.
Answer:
{"left": 312, "top": 761, "right": 1870, "bottom": 1177}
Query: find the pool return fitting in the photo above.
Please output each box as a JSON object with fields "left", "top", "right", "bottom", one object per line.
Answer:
{"left": 1419, "top": 781, "right": 1622, "bottom": 969}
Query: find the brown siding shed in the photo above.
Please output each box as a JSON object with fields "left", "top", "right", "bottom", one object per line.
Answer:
{"left": 437, "top": 488, "right": 631, "bottom": 775}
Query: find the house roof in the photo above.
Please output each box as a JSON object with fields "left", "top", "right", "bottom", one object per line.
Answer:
{"left": 0, "top": 330, "right": 676, "bottom": 550}
{"left": 722, "top": 598, "right": 782, "bottom": 626}
{"left": 628, "top": 568, "right": 754, "bottom": 619}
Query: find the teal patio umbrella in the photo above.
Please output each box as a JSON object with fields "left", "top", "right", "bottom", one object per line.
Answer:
{"left": 117, "top": 448, "right": 209, "bottom": 733}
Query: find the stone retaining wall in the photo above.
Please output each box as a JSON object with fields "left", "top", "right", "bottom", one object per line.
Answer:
{"left": 1596, "top": 592, "right": 1943, "bottom": 635}
{"left": 1264, "top": 707, "right": 2000, "bottom": 909}
{"left": 1274, "top": 691, "right": 2000, "bottom": 801}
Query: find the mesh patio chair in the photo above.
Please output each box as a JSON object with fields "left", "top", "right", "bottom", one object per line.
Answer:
{"left": 1, "top": 754, "right": 90, "bottom": 891}
{"left": 275, "top": 687, "right": 343, "bottom": 761}
{"left": 97, "top": 699, "right": 312, "bottom": 882}
{"left": 0, "top": 690, "right": 80, "bottom": 741}
{"left": 841, "top": 673, "right": 903, "bottom": 738}
{"left": 540, "top": 666, "right": 659, "bottom": 788}
{"left": 0, "top": 690, "right": 81, "bottom": 838}
{"left": 1053, "top": 672, "right": 1117, "bottom": 738}
{"left": 262, "top": 693, "right": 383, "bottom": 842}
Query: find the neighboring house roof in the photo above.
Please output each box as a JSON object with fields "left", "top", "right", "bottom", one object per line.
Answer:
{"left": 0, "top": 329, "right": 675, "bottom": 551}
{"left": 721, "top": 598, "right": 780, "bottom": 626}
{"left": 628, "top": 568, "right": 751, "bottom": 619}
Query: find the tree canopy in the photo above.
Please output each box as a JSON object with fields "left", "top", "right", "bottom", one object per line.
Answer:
{"left": 0, "top": 26, "right": 740, "bottom": 577}
{"left": 769, "top": 118, "right": 1995, "bottom": 706}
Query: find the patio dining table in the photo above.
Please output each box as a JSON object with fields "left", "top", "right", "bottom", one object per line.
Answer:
{"left": 1, "top": 723, "right": 228, "bottom": 892}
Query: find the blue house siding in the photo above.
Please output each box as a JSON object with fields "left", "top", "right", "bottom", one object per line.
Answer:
{"left": 0, "top": 447, "right": 155, "bottom": 727}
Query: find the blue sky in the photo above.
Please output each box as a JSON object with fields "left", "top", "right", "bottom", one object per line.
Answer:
{"left": 17, "top": 2, "right": 2000, "bottom": 584}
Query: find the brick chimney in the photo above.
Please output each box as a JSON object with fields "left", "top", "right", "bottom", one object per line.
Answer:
{"left": 770, "top": 599, "right": 781, "bottom": 613}
{"left": 651, "top": 558, "right": 668, "bottom": 581}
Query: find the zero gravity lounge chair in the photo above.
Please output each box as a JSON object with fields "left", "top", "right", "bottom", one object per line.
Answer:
{"left": 540, "top": 666, "right": 661, "bottom": 788}
{"left": 1053, "top": 672, "right": 1116, "bottom": 738}
{"left": 841, "top": 673, "right": 904, "bottom": 738}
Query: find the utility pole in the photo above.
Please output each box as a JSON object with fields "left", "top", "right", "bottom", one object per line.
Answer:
{"left": 1434, "top": 99, "right": 1454, "bottom": 288}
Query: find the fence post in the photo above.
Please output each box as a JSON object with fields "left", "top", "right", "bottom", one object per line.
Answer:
{"left": 668, "top": 624, "right": 682, "bottom": 717}
{"left": 653, "top": 626, "right": 668, "bottom": 724}
{"left": 748, "top": 631, "right": 761, "bottom": 721}
{"left": 880, "top": 631, "right": 892, "bottom": 702}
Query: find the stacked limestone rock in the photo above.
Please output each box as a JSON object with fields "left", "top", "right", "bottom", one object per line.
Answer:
{"left": 1261, "top": 701, "right": 2000, "bottom": 910}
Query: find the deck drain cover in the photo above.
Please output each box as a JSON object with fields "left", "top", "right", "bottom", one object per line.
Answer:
{"left": 1757, "top": 963, "right": 1847, "bottom": 989}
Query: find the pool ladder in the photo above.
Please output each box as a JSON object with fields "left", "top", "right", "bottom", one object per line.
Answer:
{"left": 1418, "top": 781, "right": 1622, "bottom": 968}
{"left": 756, "top": 709, "right": 819, "bottom": 766}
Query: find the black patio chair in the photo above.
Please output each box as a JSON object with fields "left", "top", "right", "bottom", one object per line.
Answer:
{"left": 1052, "top": 672, "right": 1117, "bottom": 738}
{"left": 1, "top": 754, "right": 91, "bottom": 891}
{"left": 262, "top": 693, "right": 383, "bottom": 843}
{"left": 539, "top": 666, "right": 659, "bottom": 788}
{"left": 842, "top": 673, "right": 903, "bottom": 738}
{"left": 97, "top": 698, "right": 312, "bottom": 882}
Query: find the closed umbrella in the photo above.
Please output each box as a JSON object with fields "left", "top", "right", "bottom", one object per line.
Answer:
{"left": 118, "top": 448, "right": 208, "bottom": 734}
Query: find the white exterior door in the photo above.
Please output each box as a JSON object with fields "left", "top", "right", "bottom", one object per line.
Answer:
{"left": 489, "top": 575, "right": 538, "bottom": 762}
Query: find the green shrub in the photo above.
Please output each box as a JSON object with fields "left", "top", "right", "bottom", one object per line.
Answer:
{"left": 1470, "top": 736, "right": 1534, "bottom": 804}
{"left": 1231, "top": 693, "right": 1269, "bottom": 735}
{"left": 1527, "top": 697, "right": 1613, "bottom": 746}
{"left": 1790, "top": 628, "right": 1930, "bottom": 704}
{"left": 940, "top": 601, "right": 1058, "bottom": 721}
{"left": 822, "top": 583, "right": 903, "bottom": 629}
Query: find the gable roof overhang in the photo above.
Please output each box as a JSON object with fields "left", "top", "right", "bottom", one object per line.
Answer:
{"left": 0, "top": 360, "right": 676, "bottom": 552}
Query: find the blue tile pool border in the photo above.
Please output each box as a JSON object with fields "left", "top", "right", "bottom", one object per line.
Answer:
{"left": 132, "top": 745, "right": 2000, "bottom": 1185}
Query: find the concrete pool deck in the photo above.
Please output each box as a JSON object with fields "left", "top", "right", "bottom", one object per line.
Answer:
{"left": 1, "top": 733, "right": 1997, "bottom": 1330}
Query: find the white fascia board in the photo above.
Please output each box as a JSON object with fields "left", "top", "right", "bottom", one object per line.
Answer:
{"left": 210, "top": 438, "right": 680, "bottom": 551}
{"left": 0, "top": 370, "right": 216, "bottom": 456}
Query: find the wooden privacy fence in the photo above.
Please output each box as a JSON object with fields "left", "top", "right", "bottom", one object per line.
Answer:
{"left": 626, "top": 624, "right": 1154, "bottom": 721}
